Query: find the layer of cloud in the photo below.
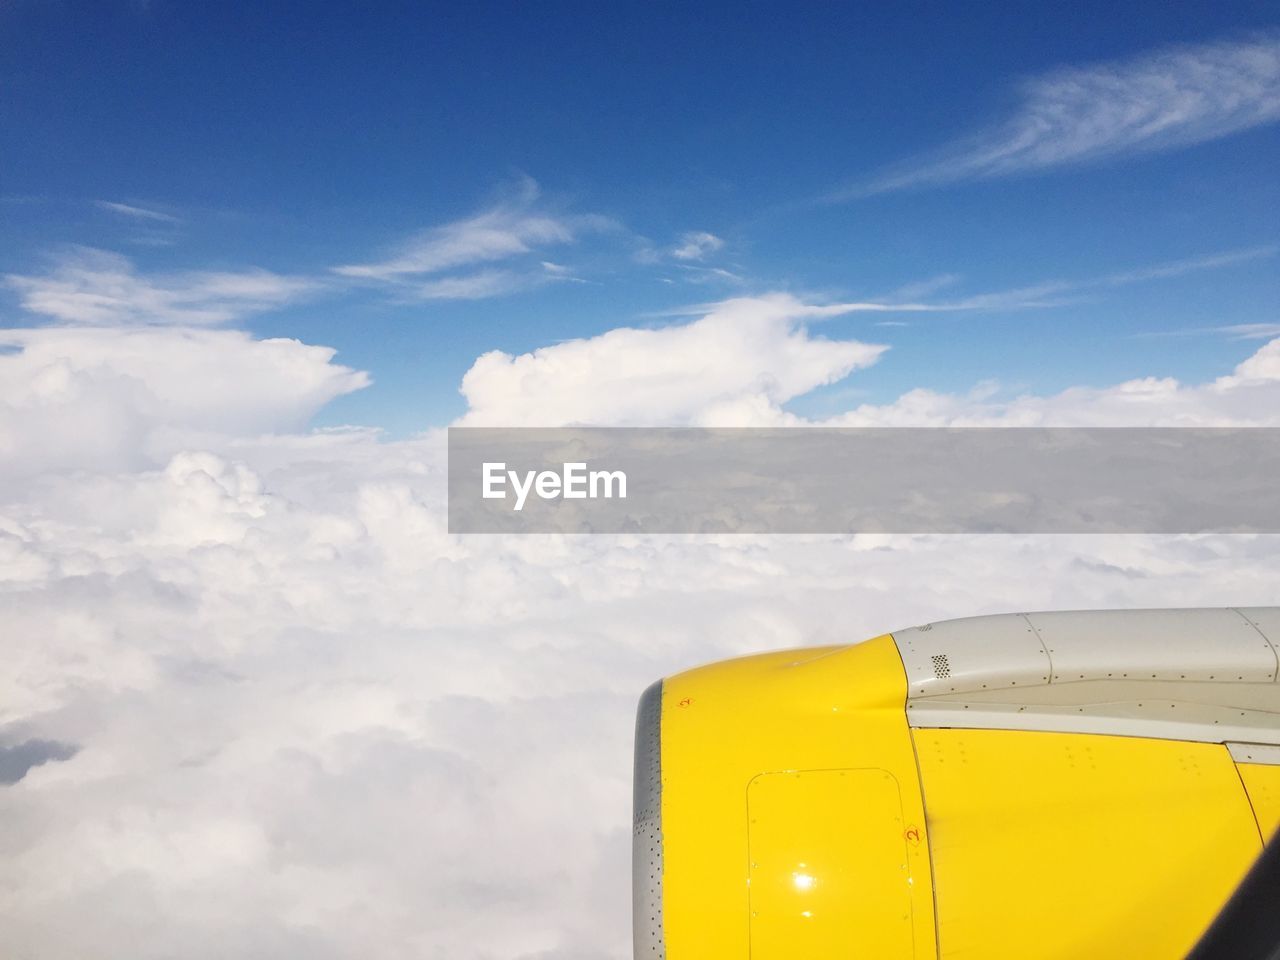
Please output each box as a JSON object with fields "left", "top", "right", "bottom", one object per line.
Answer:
{"left": 4, "top": 309, "right": 1280, "bottom": 958}
{"left": 7, "top": 425, "right": 1278, "bottom": 959}
{"left": 5, "top": 248, "right": 316, "bottom": 326}
{"left": 855, "top": 33, "right": 1280, "bottom": 195}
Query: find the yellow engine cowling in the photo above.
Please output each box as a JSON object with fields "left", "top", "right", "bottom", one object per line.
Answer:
{"left": 634, "top": 609, "right": 1280, "bottom": 960}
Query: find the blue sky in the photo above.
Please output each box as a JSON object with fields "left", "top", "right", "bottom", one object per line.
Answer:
{"left": 3, "top": 1, "right": 1278, "bottom": 434}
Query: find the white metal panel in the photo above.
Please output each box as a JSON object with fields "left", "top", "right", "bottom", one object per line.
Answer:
{"left": 1027, "top": 608, "right": 1276, "bottom": 683}
{"left": 1235, "top": 607, "right": 1280, "bottom": 680}
{"left": 893, "top": 613, "right": 1050, "bottom": 698}
{"left": 907, "top": 697, "right": 1280, "bottom": 746}
{"left": 914, "top": 678, "right": 1280, "bottom": 711}
{"left": 1227, "top": 742, "right": 1280, "bottom": 765}
{"left": 894, "top": 607, "right": 1280, "bottom": 747}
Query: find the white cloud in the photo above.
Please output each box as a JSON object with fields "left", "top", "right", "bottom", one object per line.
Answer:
{"left": 4, "top": 309, "right": 1280, "bottom": 959}
{"left": 411, "top": 261, "right": 586, "bottom": 301}
{"left": 5, "top": 248, "right": 316, "bottom": 326}
{"left": 643, "top": 246, "right": 1274, "bottom": 326}
{"left": 669, "top": 231, "right": 724, "bottom": 261}
{"left": 9, "top": 415, "right": 1277, "bottom": 959}
{"left": 333, "top": 178, "right": 612, "bottom": 284}
{"left": 825, "top": 336, "right": 1280, "bottom": 427}
{"left": 1227, "top": 336, "right": 1280, "bottom": 384}
{"left": 95, "top": 201, "right": 181, "bottom": 224}
{"left": 457, "top": 294, "right": 888, "bottom": 426}
{"left": 414, "top": 269, "right": 540, "bottom": 300}
{"left": 885, "top": 273, "right": 962, "bottom": 301}
{"left": 1225, "top": 323, "right": 1280, "bottom": 340}
{"left": 1140, "top": 321, "right": 1280, "bottom": 341}
{"left": 672, "top": 264, "right": 744, "bottom": 285}
{"left": 856, "top": 33, "right": 1280, "bottom": 194}
{"left": 905, "top": 245, "right": 1276, "bottom": 312}
{"left": 1216, "top": 323, "right": 1280, "bottom": 341}
{"left": 0, "top": 326, "right": 369, "bottom": 484}
{"left": 457, "top": 289, "right": 1280, "bottom": 429}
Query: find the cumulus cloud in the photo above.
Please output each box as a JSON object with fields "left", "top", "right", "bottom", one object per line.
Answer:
{"left": 333, "top": 178, "right": 613, "bottom": 292}
{"left": 4, "top": 304, "right": 1280, "bottom": 959}
{"left": 0, "top": 326, "right": 369, "bottom": 484}
{"left": 854, "top": 33, "right": 1280, "bottom": 195}
{"left": 457, "top": 294, "right": 888, "bottom": 426}
{"left": 5, "top": 248, "right": 316, "bottom": 326}
{"left": 1228, "top": 336, "right": 1280, "bottom": 384}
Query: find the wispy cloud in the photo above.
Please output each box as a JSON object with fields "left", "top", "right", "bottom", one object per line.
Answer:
{"left": 672, "top": 263, "right": 745, "bottom": 285}
{"left": 883, "top": 273, "right": 962, "bottom": 301}
{"left": 409, "top": 261, "right": 587, "bottom": 301}
{"left": 1218, "top": 323, "right": 1280, "bottom": 340}
{"left": 670, "top": 231, "right": 725, "bottom": 261}
{"left": 937, "top": 244, "right": 1278, "bottom": 310}
{"left": 633, "top": 231, "right": 739, "bottom": 285}
{"left": 1137, "top": 322, "right": 1280, "bottom": 341}
{"left": 6, "top": 247, "right": 317, "bottom": 326}
{"left": 848, "top": 33, "right": 1280, "bottom": 196}
{"left": 658, "top": 245, "right": 1275, "bottom": 319}
{"left": 333, "top": 177, "right": 613, "bottom": 285}
{"left": 95, "top": 200, "right": 181, "bottom": 224}
{"left": 414, "top": 268, "right": 539, "bottom": 301}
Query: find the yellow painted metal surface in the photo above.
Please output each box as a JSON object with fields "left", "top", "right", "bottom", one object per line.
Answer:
{"left": 1237, "top": 761, "right": 1280, "bottom": 841}
{"left": 915, "top": 729, "right": 1262, "bottom": 960}
{"left": 660, "top": 635, "right": 935, "bottom": 959}
{"left": 747, "top": 768, "right": 915, "bottom": 959}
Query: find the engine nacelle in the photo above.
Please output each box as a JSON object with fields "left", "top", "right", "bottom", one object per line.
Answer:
{"left": 634, "top": 608, "right": 1280, "bottom": 959}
